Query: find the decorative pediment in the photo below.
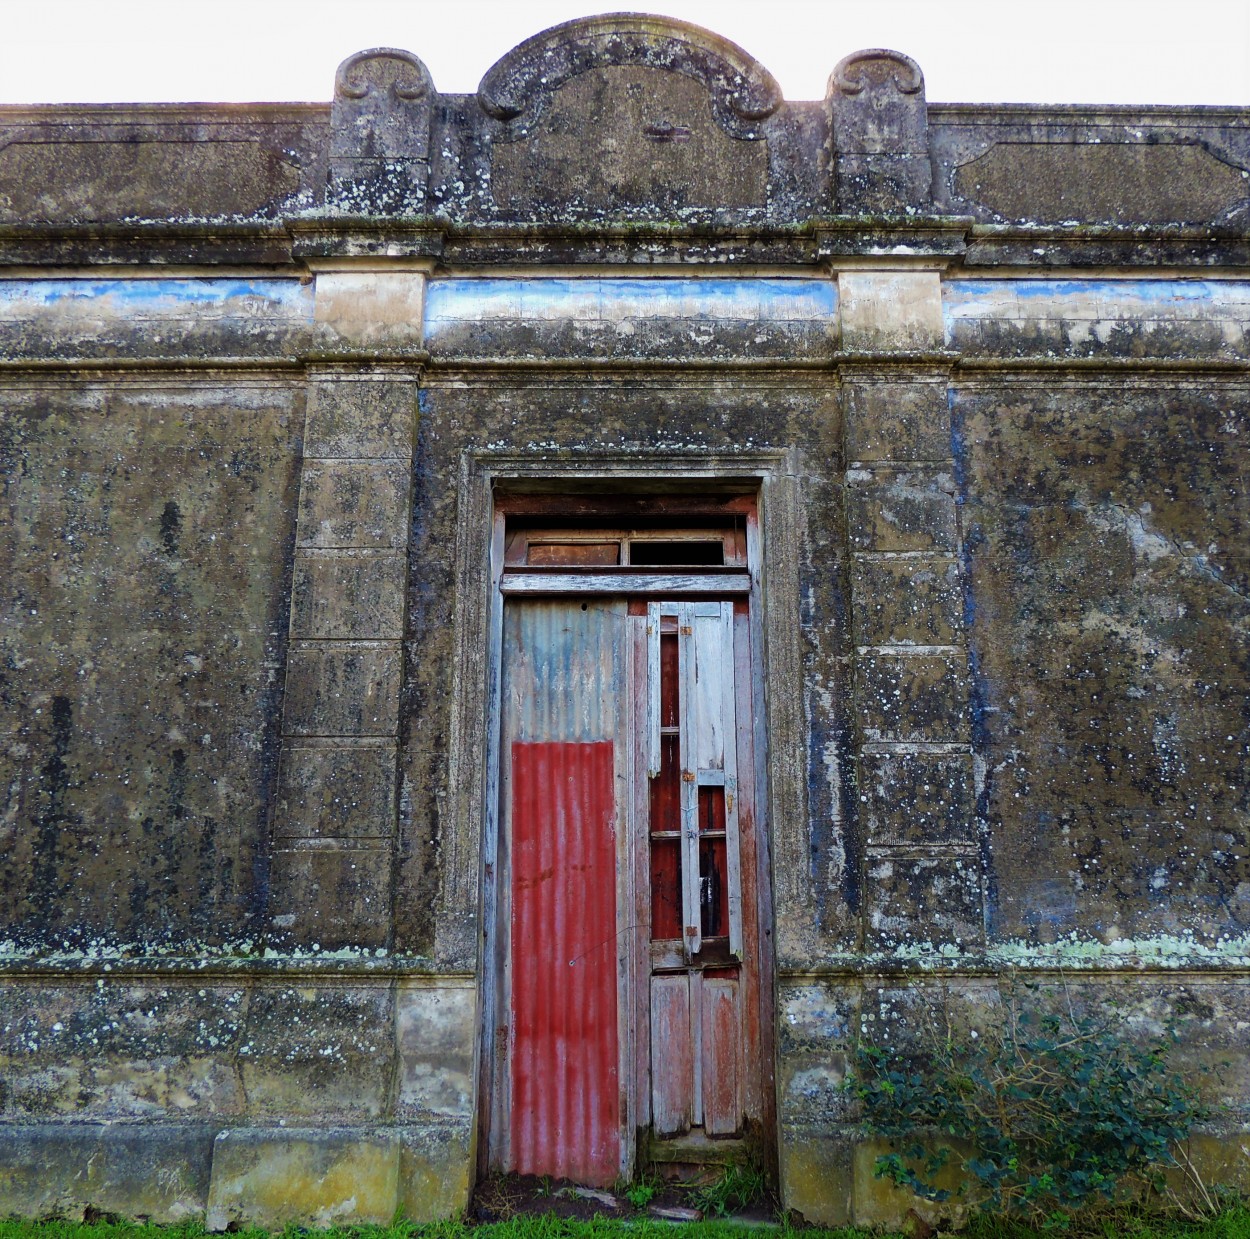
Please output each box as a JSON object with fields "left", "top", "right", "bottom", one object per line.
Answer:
{"left": 477, "top": 14, "right": 782, "bottom": 141}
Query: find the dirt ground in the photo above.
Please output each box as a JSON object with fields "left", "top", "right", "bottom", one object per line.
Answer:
{"left": 472, "top": 1172, "right": 779, "bottom": 1225}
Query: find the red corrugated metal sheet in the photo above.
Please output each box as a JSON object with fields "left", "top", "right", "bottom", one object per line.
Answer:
{"left": 510, "top": 739, "right": 620, "bottom": 1184}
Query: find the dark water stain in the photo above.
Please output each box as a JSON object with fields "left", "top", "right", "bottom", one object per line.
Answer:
{"left": 159, "top": 500, "right": 181, "bottom": 556}
{"left": 31, "top": 695, "right": 74, "bottom": 905}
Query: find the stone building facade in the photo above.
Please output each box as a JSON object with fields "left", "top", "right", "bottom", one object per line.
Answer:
{"left": 0, "top": 14, "right": 1247, "bottom": 1227}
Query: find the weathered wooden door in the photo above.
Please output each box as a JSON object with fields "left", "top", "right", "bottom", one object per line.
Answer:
{"left": 489, "top": 522, "right": 771, "bottom": 1184}
{"left": 631, "top": 598, "right": 768, "bottom": 1158}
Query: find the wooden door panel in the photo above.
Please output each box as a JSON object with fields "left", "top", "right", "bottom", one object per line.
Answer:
{"left": 650, "top": 974, "right": 693, "bottom": 1135}
{"left": 701, "top": 977, "right": 742, "bottom": 1136}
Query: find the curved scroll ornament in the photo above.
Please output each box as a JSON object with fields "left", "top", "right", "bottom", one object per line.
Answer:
{"left": 334, "top": 47, "right": 433, "bottom": 104}
{"left": 477, "top": 14, "right": 782, "bottom": 139}
{"left": 829, "top": 49, "right": 924, "bottom": 98}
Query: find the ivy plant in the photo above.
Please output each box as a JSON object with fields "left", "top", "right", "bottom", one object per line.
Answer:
{"left": 847, "top": 988, "right": 1209, "bottom": 1225}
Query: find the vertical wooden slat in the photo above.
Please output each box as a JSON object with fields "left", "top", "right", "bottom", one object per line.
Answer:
{"left": 689, "top": 968, "right": 704, "bottom": 1127}
{"left": 646, "top": 602, "right": 661, "bottom": 778}
{"left": 719, "top": 603, "right": 744, "bottom": 957}
{"left": 690, "top": 601, "right": 728, "bottom": 773}
{"left": 650, "top": 973, "right": 693, "bottom": 1135}
{"left": 676, "top": 604, "right": 701, "bottom": 959}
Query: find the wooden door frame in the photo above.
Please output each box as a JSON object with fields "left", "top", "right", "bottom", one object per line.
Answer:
{"left": 443, "top": 450, "right": 805, "bottom": 1187}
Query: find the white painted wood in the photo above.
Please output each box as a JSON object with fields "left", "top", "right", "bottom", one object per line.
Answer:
{"left": 676, "top": 604, "right": 701, "bottom": 960}
{"left": 500, "top": 571, "right": 750, "bottom": 595}
{"left": 690, "top": 603, "right": 729, "bottom": 774}
{"left": 646, "top": 602, "right": 661, "bottom": 779}
{"left": 719, "top": 603, "right": 744, "bottom": 958}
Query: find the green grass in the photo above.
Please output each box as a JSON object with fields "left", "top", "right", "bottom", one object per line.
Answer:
{"left": 963, "top": 1208, "right": 1250, "bottom": 1239}
{"left": 0, "top": 1210, "right": 1246, "bottom": 1239}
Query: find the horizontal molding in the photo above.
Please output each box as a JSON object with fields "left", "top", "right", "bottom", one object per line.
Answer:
{"left": 501, "top": 570, "right": 751, "bottom": 595}
{"left": 0, "top": 955, "right": 475, "bottom": 981}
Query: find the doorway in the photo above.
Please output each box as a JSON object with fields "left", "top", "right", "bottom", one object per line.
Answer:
{"left": 482, "top": 505, "right": 774, "bottom": 1185}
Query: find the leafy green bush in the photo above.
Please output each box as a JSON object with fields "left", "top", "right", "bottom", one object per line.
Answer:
{"left": 848, "top": 990, "right": 1209, "bottom": 1225}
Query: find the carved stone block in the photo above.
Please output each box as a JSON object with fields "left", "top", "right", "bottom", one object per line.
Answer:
{"left": 398, "top": 1127, "right": 474, "bottom": 1224}
{"left": 297, "top": 460, "right": 412, "bottom": 549}
{"left": 304, "top": 378, "right": 418, "bottom": 459}
{"left": 864, "top": 854, "right": 985, "bottom": 949}
{"left": 283, "top": 643, "right": 401, "bottom": 736}
{"left": 273, "top": 742, "right": 398, "bottom": 840}
{"left": 829, "top": 49, "right": 931, "bottom": 212}
{"left": 490, "top": 66, "right": 768, "bottom": 213}
{"left": 313, "top": 272, "right": 426, "bottom": 354}
{"left": 0, "top": 1123, "right": 218, "bottom": 1223}
{"left": 835, "top": 154, "right": 933, "bottom": 215}
{"left": 850, "top": 555, "right": 962, "bottom": 646}
{"left": 267, "top": 846, "right": 394, "bottom": 948}
{"left": 859, "top": 751, "right": 976, "bottom": 845}
{"left": 206, "top": 1127, "right": 400, "bottom": 1230}
{"left": 855, "top": 652, "right": 969, "bottom": 743}
{"left": 290, "top": 552, "right": 405, "bottom": 641}
{"left": 237, "top": 984, "right": 395, "bottom": 1116}
{"left": 845, "top": 466, "right": 958, "bottom": 553}
{"left": 843, "top": 378, "right": 952, "bottom": 463}
{"left": 328, "top": 49, "right": 434, "bottom": 213}
{"left": 478, "top": 14, "right": 780, "bottom": 216}
{"left": 394, "top": 983, "right": 477, "bottom": 1122}
{"left": 839, "top": 271, "right": 944, "bottom": 352}
{"left": 829, "top": 50, "right": 928, "bottom": 155}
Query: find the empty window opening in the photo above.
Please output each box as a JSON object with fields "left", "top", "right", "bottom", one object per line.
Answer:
{"left": 629, "top": 539, "right": 725, "bottom": 566}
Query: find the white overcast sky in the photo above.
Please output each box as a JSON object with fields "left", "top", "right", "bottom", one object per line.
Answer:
{"left": 1, "top": 0, "right": 1247, "bottom": 107}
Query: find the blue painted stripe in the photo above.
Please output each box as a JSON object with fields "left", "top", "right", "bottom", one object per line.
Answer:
{"left": 0, "top": 278, "right": 313, "bottom": 317}
{"left": 946, "top": 278, "right": 1250, "bottom": 316}
{"left": 426, "top": 277, "right": 836, "bottom": 327}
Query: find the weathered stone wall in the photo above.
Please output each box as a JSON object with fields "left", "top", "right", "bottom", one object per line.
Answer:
{"left": 0, "top": 377, "right": 303, "bottom": 947}
{"left": 0, "top": 12, "right": 1247, "bottom": 1231}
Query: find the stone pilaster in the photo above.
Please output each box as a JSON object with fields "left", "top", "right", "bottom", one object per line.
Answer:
{"left": 269, "top": 371, "right": 419, "bottom": 948}
{"left": 838, "top": 271, "right": 984, "bottom": 951}
{"left": 270, "top": 267, "right": 426, "bottom": 948}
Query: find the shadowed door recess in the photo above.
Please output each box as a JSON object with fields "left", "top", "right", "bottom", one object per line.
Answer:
{"left": 488, "top": 520, "right": 773, "bottom": 1185}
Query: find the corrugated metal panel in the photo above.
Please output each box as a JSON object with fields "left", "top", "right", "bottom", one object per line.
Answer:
{"left": 503, "top": 599, "right": 625, "bottom": 1185}
{"left": 510, "top": 740, "right": 619, "bottom": 1183}
{"left": 506, "top": 600, "right": 621, "bottom": 743}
